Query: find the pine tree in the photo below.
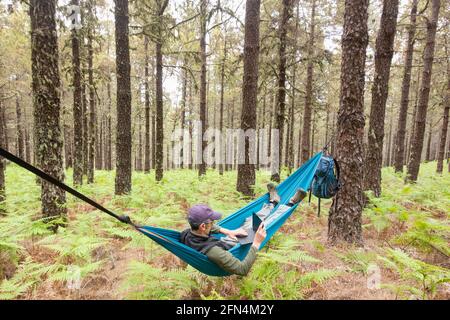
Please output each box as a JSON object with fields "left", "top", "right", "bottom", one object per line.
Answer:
{"left": 236, "top": 0, "right": 261, "bottom": 197}
{"left": 30, "top": 0, "right": 67, "bottom": 229}
{"left": 114, "top": 0, "right": 132, "bottom": 194}
{"left": 328, "top": 0, "right": 369, "bottom": 245}
{"left": 364, "top": 0, "right": 399, "bottom": 196}
{"left": 406, "top": 0, "right": 441, "bottom": 182}
{"left": 393, "top": 0, "right": 418, "bottom": 173}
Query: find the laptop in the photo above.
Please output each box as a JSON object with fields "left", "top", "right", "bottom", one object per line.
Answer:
{"left": 237, "top": 213, "right": 263, "bottom": 245}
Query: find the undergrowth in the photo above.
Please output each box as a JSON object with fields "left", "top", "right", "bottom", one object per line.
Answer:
{"left": 0, "top": 162, "right": 448, "bottom": 299}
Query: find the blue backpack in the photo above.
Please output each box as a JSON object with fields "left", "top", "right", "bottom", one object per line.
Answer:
{"left": 309, "top": 156, "right": 341, "bottom": 216}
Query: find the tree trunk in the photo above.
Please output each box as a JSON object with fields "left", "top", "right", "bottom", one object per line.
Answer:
{"left": 137, "top": 115, "right": 143, "bottom": 171}
{"left": 364, "top": 0, "right": 399, "bottom": 197}
{"left": 188, "top": 80, "right": 193, "bottom": 170}
{"left": 30, "top": 0, "right": 67, "bottom": 229}
{"left": 114, "top": 0, "right": 132, "bottom": 194}
{"left": 301, "top": 0, "right": 317, "bottom": 164}
{"left": 297, "top": 109, "right": 303, "bottom": 167}
{"left": 406, "top": 0, "right": 441, "bottom": 182}
{"left": 106, "top": 80, "right": 112, "bottom": 170}
{"left": 288, "top": 2, "right": 298, "bottom": 172}
{"left": 271, "top": 0, "right": 293, "bottom": 182}
{"left": 198, "top": 0, "right": 207, "bottom": 177}
{"left": 81, "top": 9, "right": 88, "bottom": 178}
{"left": 1, "top": 106, "right": 8, "bottom": 152}
{"left": 219, "top": 36, "right": 227, "bottom": 175}
{"left": 180, "top": 58, "right": 187, "bottom": 170}
{"left": 87, "top": 0, "right": 96, "bottom": 183}
{"left": 15, "top": 96, "right": 25, "bottom": 159}
{"left": 98, "top": 116, "right": 103, "bottom": 170}
{"left": 311, "top": 110, "right": 316, "bottom": 158}
{"left": 407, "top": 68, "right": 421, "bottom": 164}
{"left": 155, "top": 1, "right": 168, "bottom": 181}
{"left": 436, "top": 57, "right": 449, "bottom": 173}
{"left": 236, "top": 0, "right": 261, "bottom": 196}
{"left": 385, "top": 112, "right": 393, "bottom": 167}
{"left": 328, "top": 0, "right": 369, "bottom": 245}
{"left": 144, "top": 36, "right": 151, "bottom": 173}
{"left": 64, "top": 121, "right": 73, "bottom": 169}
{"left": 0, "top": 101, "right": 5, "bottom": 213}
{"left": 425, "top": 121, "right": 432, "bottom": 162}
{"left": 393, "top": 0, "right": 418, "bottom": 172}
{"left": 155, "top": 40, "right": 164, "bottom": 180}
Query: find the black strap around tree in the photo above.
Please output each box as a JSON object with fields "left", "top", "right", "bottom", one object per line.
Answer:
{"left": 0, "top": 147, "right": 136, "bottom": 227}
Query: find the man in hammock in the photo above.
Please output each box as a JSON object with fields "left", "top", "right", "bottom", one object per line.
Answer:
{"left": 180, "top": 185, "right": 307, "bottom": 276}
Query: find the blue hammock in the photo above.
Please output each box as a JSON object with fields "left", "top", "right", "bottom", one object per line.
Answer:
{"left": 137, "top": 152, "right": 323, "bottom": 277}
{"left": 0, "top": 147, "right": 323, "bottom": 277}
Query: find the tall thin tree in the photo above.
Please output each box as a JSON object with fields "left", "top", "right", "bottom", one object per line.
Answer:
{"left": 144, "top": 35, "right": 151, "bottom": 173}
{"left": 436, "top": 40, "right": 449, "bottom": 174}
{"left": 87, "top": 0, "right": 96, "bottom": 183}
{"left": 198, "top": 0, "right": 208, "bottom": 177}
{"left": 271, "top": 0, "right": 293, "bottom": 182}
{"left": 114, "top": 0, "right": 132, "bottom": 194}
{"left": 406, "top": 0, "right": 441, "bottom": 182}
{"left": 393, "top": 0, "right": 418, "bottom": 173}
{"left": 300, "top": 0, "right": 317, "bottom": 165}
{"left": 364, "top": 0, "right": 399, "bottom": 197}
{"left": 236, "top": 0, "right": 261, "bottom": 196}
{"left": 155, "top": 0, "right": 169, "bottom": 181}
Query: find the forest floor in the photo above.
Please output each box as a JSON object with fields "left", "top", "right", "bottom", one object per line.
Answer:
{"left": 0, "top": 161, "right": 449, "bottom": 300}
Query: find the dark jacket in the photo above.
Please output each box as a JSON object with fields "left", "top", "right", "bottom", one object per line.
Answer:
{"left": 180, "top": 225, "right": 258, "bottom": 276}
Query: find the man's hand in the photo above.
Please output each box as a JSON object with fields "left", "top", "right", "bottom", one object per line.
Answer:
{"left": 227, "top": 228, "right": 248, "bottom": 240}
{"left": 252, "top": 223, "right": 267, "bottom": 250}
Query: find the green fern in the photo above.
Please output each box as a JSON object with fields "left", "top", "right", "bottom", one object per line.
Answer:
{"left": 120, "top": 261, "right": 197, "bottom": 299}
{"left": 378, "top": 248, "right": 450, "bottom": 299}
{"left": 337, "top": 250, "right": 377, "bottom": 275}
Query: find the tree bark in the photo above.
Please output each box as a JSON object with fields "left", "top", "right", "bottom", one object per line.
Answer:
{"left": 219, "top": 36, "right": 227, "bottom": 175}
{"left": 155, "top": 43, "right": 164, "bottom": 181}
{"left": 271, "top": 0, "right": 293, "bottom": 182}
{"left": 114, "top": 0, "right": 132, "bottom": 194}
{"left": 393, "top": 0, "right": 418, "bottom": 172}
{"left": 364, "top": 0, "right": 399, "bottom": 197}
{"left": 406, "top": 0, "right": 441, "bottom": 182}
{"left": 155, "top": 1, "right": 167, "bottom": 181}
{"left": 180, "top": 58, "right": 187, "bottom": 170}
{"left": 198, "top": 0, "right": 207, "bottom": 177}
{"left": 425, "top": 121, "right": 432, "bottom": 162}
{"left": 236, "top": 0, "right": 261, "bottom": 196}
{"left": 301, "top": 0, "right": 317, "bottom": 164}
{"left": 30, "top": 0, "right": 66, "bottom": 229}
{"left": 436, "top": 57, "right": 449, "bottom": 173}
{"left": 144, "top": 36, "right": 151, "bottom": 173}
{"left": 87, "top": 0, "right": 96, "bottom": 183}
{"left": 407, "top": 68, "right": 421, "bottom": 164}
{"left": 0, "top": 101, "right": 5, "bottom": 213}
{"left": 15, "top": 95, "right": 24, "bottom": 159}
{"left": 106, "top": 80, "right": 112, "bottom": 170}
{"left": 328, "top": 0, "right": 369, "bottom": 245}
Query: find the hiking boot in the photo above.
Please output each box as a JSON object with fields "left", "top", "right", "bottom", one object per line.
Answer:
{"left": 288, "top": 188, "right": 307, "bottom": 206}
{"left": 267, "top": 183, "right": 280, "bottom": 204}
